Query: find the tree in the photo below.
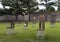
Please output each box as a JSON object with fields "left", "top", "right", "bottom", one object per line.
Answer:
{"left": 34, "top": 0, "right": 46, "bottom": 31}
{"left": 38, "top": 10, "right": 45, "bottom": 31}
{"left": 35, "top": 0, "right": 58, "bottom": 39}
{"left": 58, "top": 1, "right": 60, "bottom": 12}
{"left": 2, "top": 0, "right": 38, "bottom": 28}
{"left": 2, "top": 0, "right": 16, "bottom": 28}
{"left": 47, "top": 1, "right": 58, "bottom": 28}
{"left": 20, "top": 0, "right": 38, "bottom": 29}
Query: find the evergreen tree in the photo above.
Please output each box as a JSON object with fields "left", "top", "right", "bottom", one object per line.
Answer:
{"left": 47, "top": 1, "right": 58, "bottom": 28}
{"left": 2, "top": 0, "right": 38, "bottom": 28}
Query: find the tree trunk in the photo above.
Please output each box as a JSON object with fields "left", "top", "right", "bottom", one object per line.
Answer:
{"left": 33, "top": 17, "right": 36, "bottom": 24}
{"left": 24, "top": 15, "right": 29, "bottom": 29}
{"left": 39, "top": 15, "right": 45, "bottom": 30}
{"left": 10, "top": 21, "right": 15, "bottom": 28}
{"left": 29, "top": 14, "right": 30, "bottom": 22}
{"left": 50, "top": 14, "right": 57, "bottom": 28}
{"left": 45, "top": 15, "right": 47, "bottom": 21}
{"left": 15, "top": 14, "right": 18, "bottom": 22}
{"left": 10, "top": 15, "right": 15, "bottom": 28}
{"left": 32, "top": 16, "right": 36, "bottom": 26}
{"left": 39, "top": 21, "right": 45, "bottom": 31}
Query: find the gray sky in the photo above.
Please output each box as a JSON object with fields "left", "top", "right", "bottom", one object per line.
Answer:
{"left": 36, "top": 0, "right": 58, "bottom": 11}
{"left": 0, "top": 0, "right": 2, "bottom": 1}
{"left": 0, "top": 2, "right": 10, "bottom": 9}
{"left": 0, "top": 0, "right": 58, "bottom": 11}
{"left": 0, "top": 2, "right": 3, "bottom": 9}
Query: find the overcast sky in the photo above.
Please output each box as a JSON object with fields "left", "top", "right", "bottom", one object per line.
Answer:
{"left": 0, "top": 0, "right": 58, "bottom": 11}
{"left": 0, "top": 2, "right": 10, "bottom": 9}
{"left": 0, "top": 2, "right": 3, "bottom": 9}
{"left": 36, "top": 0, "right": 58, "bottom": 11}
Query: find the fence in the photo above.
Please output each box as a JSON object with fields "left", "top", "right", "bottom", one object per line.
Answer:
{"left": 0, "top": 14, "right": 60, "bottom": 22}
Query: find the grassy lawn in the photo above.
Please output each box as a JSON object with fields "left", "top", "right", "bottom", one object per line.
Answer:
{"left": 0, "top": 22, "right": 60, "bottom": 42}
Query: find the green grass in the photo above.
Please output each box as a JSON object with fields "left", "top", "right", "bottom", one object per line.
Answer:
{"left": 0, "top": 22, "right": 60, "bottom": 42}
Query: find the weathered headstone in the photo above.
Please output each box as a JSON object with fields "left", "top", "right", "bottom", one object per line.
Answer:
{"left": 7, "top": 27, "right": 14, "bottom": 35}
{"left": 50, "top": 24, "right": 55, "bottom": 28}
{"left": 37, "top": 29, "right": 45, "bottom": 39}
{"left": 24, "top": 23, "right": 28, "bottom": 30}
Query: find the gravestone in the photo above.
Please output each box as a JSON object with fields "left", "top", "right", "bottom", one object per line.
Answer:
{"left": 24, "top": 23, "right": 28, "bottom": 30}
{"left": 37, "top": 29, "right": 45, "bottom": 39}
{"left": 7, "top": 27, "right": 14, "bottom": 35}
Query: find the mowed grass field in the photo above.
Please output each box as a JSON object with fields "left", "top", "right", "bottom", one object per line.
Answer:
{"left": 0, "top": 22, "right": 60, "bottom": 42}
